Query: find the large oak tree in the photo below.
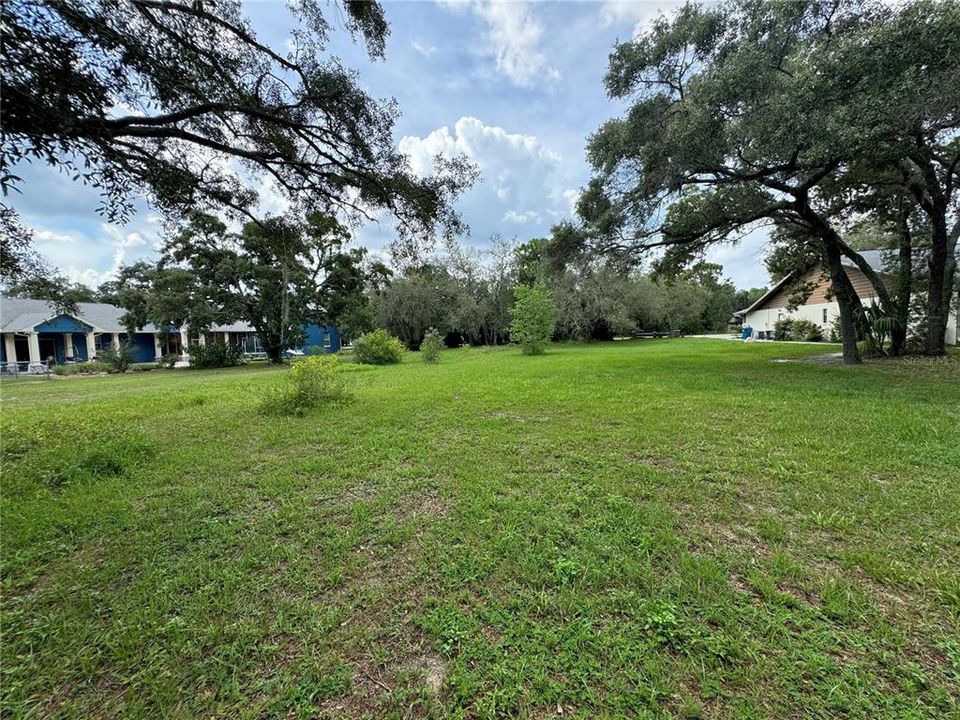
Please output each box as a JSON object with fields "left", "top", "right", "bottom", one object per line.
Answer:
{"left": 1, "top": 0, "right": 474, "bottom": 254}
{"left": 576, "top": 0, "right": 959, "bottom": 362}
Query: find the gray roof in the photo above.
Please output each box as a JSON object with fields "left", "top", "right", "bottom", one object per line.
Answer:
{"left": 210, "top": 321, "right": 256, "bottom": 333}
{"left": 840, "top": 249, "right": 888, "bottom": 273}
{"left": 0, "top": 296, "right": 262, "bottom": 335}
{"left": 0, "top": 297, "right": 160, "bottom": 333}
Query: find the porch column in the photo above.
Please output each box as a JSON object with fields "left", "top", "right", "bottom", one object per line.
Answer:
{"left": 63, "top": 333, "right": 74, "bottom": 358}
{"left": 223, "top": 331, "right": 230, "bottom": 345}
{"left": 111, "top": 332, "right": 121, "bottom": 350}
{"left": 179, "top": 328, "right": 189, "bottom": 353}
{"left": 154, "top": 335, "right": 163, "bottom": 360}
{"left": 27, "top": 332, "right": 41, "bottom": 363}
{"left": 86, "top": 332, "right": 97, "bottom": 359}
{"left": 198, "top": 333, "right": 206, "bottom": 347}
{"left": 4, "top": 334, "right": 16, "bottom": 364}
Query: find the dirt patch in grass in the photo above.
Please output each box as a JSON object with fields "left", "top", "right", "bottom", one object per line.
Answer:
{"left": 629, "top": 452, "right": 680, "bottom": 469}
{"left": 776, "top": 580, "right": 821, "bottom": 607}
{"left": 404, "top": 650, "right": 448, "bottom": 696}
{"left": 398, "top": 489, "right": 449, "bottom": 521}
{"left": 479, "top": 410, "right": 554, "bottom": 424}
{"left": 690, "top": 519, "right": 772, "bottom": 560}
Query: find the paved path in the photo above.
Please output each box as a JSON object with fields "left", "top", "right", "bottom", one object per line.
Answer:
{"left": 687, "top": 334, "right": 841, "bottom": 346}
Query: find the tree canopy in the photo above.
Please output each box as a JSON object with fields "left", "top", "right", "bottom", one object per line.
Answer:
{"left": 573, "top": 0, "right": 960, "bottom": 361}
{"left": 117, "top": 211, "right": 374, "bottom": 362}
{"left": 1, "top": 0, "right": 475, "bottom": 255}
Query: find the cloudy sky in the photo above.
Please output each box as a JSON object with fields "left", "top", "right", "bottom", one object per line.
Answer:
{"left": 10, "top": 0, "right": 770, "bottom": 290}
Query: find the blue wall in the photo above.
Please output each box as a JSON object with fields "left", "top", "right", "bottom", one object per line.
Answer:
{"left": 71, "top": 333, "right": 89, "bottom": 361}
{"left": 129, "top": 333, "right": 156, "bottom": 363}
{"left": 302, "top": 324, "right": 340, "bottom": 353}
{"left": 33, "top": 315, "right": 92, "bottom": 334}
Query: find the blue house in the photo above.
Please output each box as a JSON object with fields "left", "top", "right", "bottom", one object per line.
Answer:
{"left": 1, "top": 297, "right": 340, "bottom": 367}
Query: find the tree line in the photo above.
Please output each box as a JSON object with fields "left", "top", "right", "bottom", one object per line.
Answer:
{"left": 369, "top": 237, "right": 763, "bottom": 349}
{"left": 2, "top": 0, "right": 955, "bottom": 365}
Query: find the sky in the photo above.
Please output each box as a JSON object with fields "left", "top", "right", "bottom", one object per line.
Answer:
{"left": 9, "top": 0, "right": 771, "bottom": 291}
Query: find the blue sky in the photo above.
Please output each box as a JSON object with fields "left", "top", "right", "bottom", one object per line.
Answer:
{"left": 10, "top": 0, "right": 769, "bottom": 290}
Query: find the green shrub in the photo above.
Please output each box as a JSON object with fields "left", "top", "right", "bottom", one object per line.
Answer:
{"left": 98, "top": 342, "right": 136, "bottom": 373}
{"left": 130, "top": 363, "right": 157, "bottom": 372}
{"left": 510, "top": 282, "right": 555, "bottom": 355}
{"left": 51, "top": 360, "right": 111, "bottom": 376}
{"left": 856, "top": 305, "right": 903, "bottom": 357}
{"left": 259, "top": 355, "right": 345, "bottom": 416}
{"left": 792, "top": 319, "right": 823, "bottom": 342}
{"left": 773, "top": 318, "right": 794, "bottom": 341}
{"left": 420, "top": 327, "right": 443, "bottom": 363}
{"left": 829, "top": 316, "right": 843, "bottom": 343}
{"left": 353, "top": 329, "right": 404, "bottom": 365}
{"left": 187, "top": 341, "right": 244, "bottom": 369}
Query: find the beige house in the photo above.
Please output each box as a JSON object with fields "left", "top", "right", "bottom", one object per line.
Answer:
{"left": 744, "top": 250, "right": 958, "bottom": 345}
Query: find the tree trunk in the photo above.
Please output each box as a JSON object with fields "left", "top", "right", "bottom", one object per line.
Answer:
{"left": 925, "top": 219, "right": 955, "bottom": 355}
{"left": 890, "top": 212, "right": 912, "bottom": 356}
{"left": 796, "top": 199, "right": 863, "bottom": 364}
{"left": 822, "top": 237, "right": 863, "bottom": 364}
{"left": 265, "top": 342, "right": 284, "bottom": 364}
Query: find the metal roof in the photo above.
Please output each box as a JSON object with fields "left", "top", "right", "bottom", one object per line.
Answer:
{"left": 840, "top": 249, "right": 889, "bottom": 272}
{"left": 0, "top": 297, "right": 162, "bottom": 333}
{"left": 0, "top": 297, "right": 267, "bottom": 335}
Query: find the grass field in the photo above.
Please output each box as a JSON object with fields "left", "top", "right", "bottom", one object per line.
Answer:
{"left": 2, "top": 339, "right": 959, "bottom": 719}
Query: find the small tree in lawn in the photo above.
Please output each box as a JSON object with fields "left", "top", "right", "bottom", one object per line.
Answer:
{"left": 510, "top": 283, "right": 555, "bottom": 355}
{"left": 420, "top": 327, "right": 443, "bottom": 363}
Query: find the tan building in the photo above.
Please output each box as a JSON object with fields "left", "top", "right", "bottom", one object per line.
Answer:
{"left": 743, "top": 251, "right": 958, "bottom": 345}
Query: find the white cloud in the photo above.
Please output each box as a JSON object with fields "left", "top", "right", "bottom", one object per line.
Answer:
{"left": 503, "top": 209, "right": 541, "bottom": 224}
{"left": 411, "top": 38, "right": 438, "bottom": 57}
{"left": 704, "top": 226, "right": 772, "bottom": 289}
{"left": 399, "top": 116, "right": 568, "bottom": 243}
{"left": 400, "top": 116, "right": 561, "bottom": 195}
{"left": 438, "top": 0, "right": 560, "bottom": 87}
{"left": 562, "top": 188, "right": 580, "bottom": 215}
{"left": 34, "top": 229, "right": 79, "bottom": 244}
{"left": 29, "top": 219, "right": 160, "bottom": 289}
{"left": 599, "top": 0, "right": 679, "bottom": 36}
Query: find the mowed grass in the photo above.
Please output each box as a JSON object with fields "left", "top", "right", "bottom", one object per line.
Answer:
{"left": 2, "top": 340, "right": 959, "bottom": 719}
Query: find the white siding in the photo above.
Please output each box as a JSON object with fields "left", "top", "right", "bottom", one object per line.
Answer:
{"left": 744, "top": 301, "right": 855, "bottom": 337}
{"left": 947, "top": 294, "right": 959, "bottom": 346}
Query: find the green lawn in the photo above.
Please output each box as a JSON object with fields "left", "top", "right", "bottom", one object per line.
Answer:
{"left": 2, "top": 340, "right": 959, "bottom": 719}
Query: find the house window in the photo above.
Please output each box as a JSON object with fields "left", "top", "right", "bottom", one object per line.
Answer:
{"left": 322, "top": 330, "right": 331, "bottom": 348}
{"left": 823, "top": 308, "right": 828, "bottom": 323}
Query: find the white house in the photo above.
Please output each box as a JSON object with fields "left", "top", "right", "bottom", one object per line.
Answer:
{"left": 743, "top": 250, "right": 958, "bottom": 345}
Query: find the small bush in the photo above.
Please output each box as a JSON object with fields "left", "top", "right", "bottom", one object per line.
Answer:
{"left": 510, "top": 282, "right": 555, "bottom": 355}
{"left": 130, "top": 363, "right": 157, "bottom": 372}
{"left": 99, "top": 342, "right": 136, "bottom": 373}
{"left": 774, "top": 318, "right": 823, "bottom": 342}
{"left": 51, "top": 360, "right": 111, "bottom": 376}
{"left": 829, "top": 316, "right": 843, "bottom": 343}
{"left": 187, "top": 341, "right": 243, "bottom": 369}
{"left": 773, "top": 318, "right": 794, "bottom": 341}
{"left": 259, "top": 355, "right": 345, "bottom": 416}
{"left": 420, "top": 327, "right": 443, "bottom": 363}
{"left": 792, "top": 319, "right": 823, "bottom": 342}
{"left": 353, "top": 329, "right": 404, "bottom": 365}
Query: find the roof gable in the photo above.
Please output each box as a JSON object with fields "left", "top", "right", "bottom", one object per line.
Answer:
{"left": 0, "top": 297, "right": 157, "bottom": 333}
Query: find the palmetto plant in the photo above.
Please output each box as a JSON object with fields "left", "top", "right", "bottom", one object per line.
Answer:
{"left": 856, "top": 305, "right": 904, "bottom": 357}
